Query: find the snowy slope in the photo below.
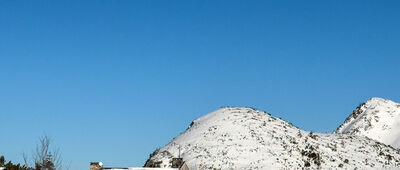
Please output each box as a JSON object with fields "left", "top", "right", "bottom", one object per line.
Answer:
{"left": 145, "top": 107, "right": 400, "bottom": 169}
{"left": 335, "top": 97, "right": 400, "bottom": 149}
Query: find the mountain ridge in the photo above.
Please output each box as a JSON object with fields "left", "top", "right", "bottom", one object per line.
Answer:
{"left": 335, "top": 97, "right": 400, "bottom": 149}
{"left": 144, "top": 103, "right": 400, "bottom": 169}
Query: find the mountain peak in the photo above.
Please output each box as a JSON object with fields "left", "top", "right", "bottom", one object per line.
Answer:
{"left": 145, "top": 107, "right": 400, "bottom": 169}
{"left": 335, "top": 97, "right": 400, "bottom": 148}
{"left": 366, "top": 97, "right": 396, "bottom": 104}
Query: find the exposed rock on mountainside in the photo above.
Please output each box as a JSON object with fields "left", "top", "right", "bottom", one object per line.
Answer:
{"left": 335, "top": 97, "right": 400, "bottom": 149}
{"left": 145, "top": 107, "right": 400, "bottom": 169}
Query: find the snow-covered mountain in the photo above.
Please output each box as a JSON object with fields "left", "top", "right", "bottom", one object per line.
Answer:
{"left": 335, "top": 97, "right": 400, "bottom": 149}
{"left": 144, "top": 107, "right": 400, "bottom": 169}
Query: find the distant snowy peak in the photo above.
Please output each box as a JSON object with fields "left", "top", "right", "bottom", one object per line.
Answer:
{"left": 335, "top": 97, "right": 400, "bottom": 148}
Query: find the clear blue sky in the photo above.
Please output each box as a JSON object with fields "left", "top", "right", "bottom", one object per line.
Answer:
{"left": 1, "top": 0, "right": 399, "bottom": 169}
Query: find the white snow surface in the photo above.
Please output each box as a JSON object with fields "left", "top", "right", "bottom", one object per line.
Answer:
{"left": 336, "top": 97, "right": 400, "bottom": 149}
{"left": 105, "top": 168, "right": 176, "bottom": 170}
{"left": 146, "top": 107, "right": 400, "bottom": 170}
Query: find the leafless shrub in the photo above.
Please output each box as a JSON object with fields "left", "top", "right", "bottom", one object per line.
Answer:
{"left": 33, "top": 135, "right": 62, "bottom": 170}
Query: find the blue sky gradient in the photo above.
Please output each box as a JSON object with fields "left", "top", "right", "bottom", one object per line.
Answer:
{"left": 1, "top": 1, "right": 400, "bottom": 169}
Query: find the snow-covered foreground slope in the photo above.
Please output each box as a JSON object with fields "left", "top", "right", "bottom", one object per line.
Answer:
{"left": 145, "top": 107, "right": 400, "bottom": 169}
{"left": 335, "top": 98, "right": 400, "bottom": 149}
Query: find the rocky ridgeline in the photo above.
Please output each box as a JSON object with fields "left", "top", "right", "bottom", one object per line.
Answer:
{"left": 336, "top": 97, "right": 400, "bottom": 148}
{"left": 145, "top": 99, "right": 400, "bottom": 170}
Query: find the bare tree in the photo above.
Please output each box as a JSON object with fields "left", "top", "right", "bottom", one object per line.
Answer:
{"left": 33, "top": 135, "right": 62, "bottom": 170}
{"left": 23, "top": 152, "right": 29, "bottom": 168}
